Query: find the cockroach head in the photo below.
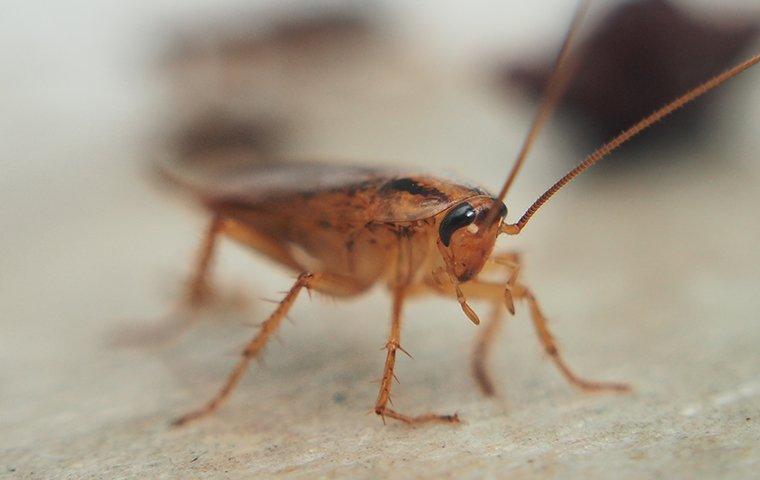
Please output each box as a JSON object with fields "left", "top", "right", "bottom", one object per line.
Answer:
{"left": 437, "top": 197, "right": 507, "bottom": 282}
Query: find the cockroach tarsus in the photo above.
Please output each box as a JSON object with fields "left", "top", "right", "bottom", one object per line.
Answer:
{"left": 160, "top": 4, "right": 760, "bottom": 426}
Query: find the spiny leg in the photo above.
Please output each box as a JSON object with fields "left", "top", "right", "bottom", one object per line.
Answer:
{"left": 513, "top": 283, "right": 630, "bottom": 392}
{"left": 373, "top": 286, "right": 460, "bottom": 425}
{"left": 173, "top": 271, "right": 361, "bottom": 426}
{"left": 172, "top": 273, "right": 309, "bottom": 426}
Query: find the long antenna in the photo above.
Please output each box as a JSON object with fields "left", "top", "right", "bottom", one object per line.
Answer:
{"left": 495, "top": 0, "right": 590, "bottom": 205}
{"left": 502, "top": 53, "right": 760, "bottom": 235}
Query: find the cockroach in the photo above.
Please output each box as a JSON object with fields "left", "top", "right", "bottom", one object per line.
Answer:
{"left": 162, "top": 3, "right": 760, "bottom": 425}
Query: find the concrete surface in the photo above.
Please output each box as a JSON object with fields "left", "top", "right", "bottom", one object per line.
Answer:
{"left": 2, "top": 1, "right": 760, "bottom": 479}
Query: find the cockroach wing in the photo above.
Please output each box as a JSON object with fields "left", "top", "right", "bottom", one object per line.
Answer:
{"left": 158, "top": 160, "right": 377, "bottom": 200}
{"left": 159, "top": 160, "right": 492, "bottom": 223}
{"left": 369, "top": 175, "right": 492, "bottom": 222}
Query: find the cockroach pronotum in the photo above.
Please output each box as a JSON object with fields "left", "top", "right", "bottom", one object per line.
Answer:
{"left": 160, "top": 3, "right": 760, "bottom": 426}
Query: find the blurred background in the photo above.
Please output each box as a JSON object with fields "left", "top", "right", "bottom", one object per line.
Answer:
{"left": 2, "top": 1, "right": 759, "bottom": 478}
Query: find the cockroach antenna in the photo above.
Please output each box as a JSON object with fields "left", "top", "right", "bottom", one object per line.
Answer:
{"left": 487, "top": 0, "right": 760, "bottom": 235}
{"left": 500, "top": 52, "right": 760, "bottom": 235}
{"left": 497, "top": 0, "right": 590, "bottom": 203}
{"left": 483, "top": 0, "right": 590, "bottom": 228}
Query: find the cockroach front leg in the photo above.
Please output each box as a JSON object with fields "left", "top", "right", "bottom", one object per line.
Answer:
{"left": 511, "top": 282, "right": 630, "bottom": 393}
{"left": 471, "top": 273, "right": 629, "bottom": 393}
{"left": 471, "top": 277, "right": 629, "bottom": 394}
{"left": 373, "top": 286, "right": 460, "bottom": 425}
{"left": 424, "top": 254, "right": 630, "bottom": 396}
{"left": 421, "top": 253, "right": 518, "bottom": 395}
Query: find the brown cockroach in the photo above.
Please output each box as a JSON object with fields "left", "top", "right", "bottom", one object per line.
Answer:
{"left": 163, "top": 4, "right": 760, "bottom": 425}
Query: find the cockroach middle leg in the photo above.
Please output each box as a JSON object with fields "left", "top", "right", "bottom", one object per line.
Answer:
{"left": 471, "top": 302, "right": 505, "bottom": 397}
{"left": 373, "top": 286, "right": 460, "bottom": 425}
{"left": 173, "top": 271, "right": 362, "bottom": 426}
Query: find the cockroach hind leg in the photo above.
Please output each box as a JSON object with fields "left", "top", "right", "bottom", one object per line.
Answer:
{"left": 171, "top": 274, "right": 312, "bottom": 427}
{"left": 183, "top": 214, "right": 224, "bottom": 309}
{"left": 173, "top": 272, "right": 364, "bottom": 426}
{"left": 183, "top": 214, "right": 256, "bottom": 312}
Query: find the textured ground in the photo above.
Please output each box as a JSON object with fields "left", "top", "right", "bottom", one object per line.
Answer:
{"left": 2, "top": 1, "right": 759, "bottom": 479}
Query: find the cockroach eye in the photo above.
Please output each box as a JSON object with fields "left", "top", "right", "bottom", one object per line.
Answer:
{"left": 439, "top": 202, "right": 476, "bottom": 246}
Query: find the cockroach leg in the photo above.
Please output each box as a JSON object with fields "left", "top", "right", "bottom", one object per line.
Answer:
{"left": 470, "top": 252, "right": 519, "bottom": 396}
{"left": 485, "top": 251, "right": 521, "bottom": 314}
{"left": 463, "top": 278, "right": 629, "bottom": 394}
{"left": 185, "top": 214, "right": 224, "bottom": 307}
{"left": 172, "top": 272, "right": 360, "bottom": 426}
{"left": 512, "top": 283, "right": 631, "bottom": 393}
{"left": 420, "top": 252, "right": 629, "bottom": 397}
{"left": 373, "top": 286, "right": 460, "bottom": 425}
{"left": 460, "top": 278, "right": 630, "bottom": 395}
{"left": 435, "top": 244, "right": 483, "bottom": 325}
{"left": 172, "top": 274, "right": 308, "bottom": 426}
{"left": 471, "top": 301, "right": 505, "bottom": 397}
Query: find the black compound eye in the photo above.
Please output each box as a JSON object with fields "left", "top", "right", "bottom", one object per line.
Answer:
{"left": 439, "top": 202, "right": 477, "bottom": 246}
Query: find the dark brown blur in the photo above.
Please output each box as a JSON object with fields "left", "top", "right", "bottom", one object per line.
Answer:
{"left": 503, "top": 0, "right": 759, "bottom": 160}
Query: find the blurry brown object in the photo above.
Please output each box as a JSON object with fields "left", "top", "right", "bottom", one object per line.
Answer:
{"left": 172, "top": 112, "right": 285, "bottom": 168}
{"left": 218, "top": 9, "right": 374, "bottom": 61}
{"left": 158, "top": 7, "right": 385, "bottom": 170}
{"left": 163, "top": 8, "right": 377, "bottom": 70}
{"left": 504, "top": 0, "right": 759, "bottom": 154}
